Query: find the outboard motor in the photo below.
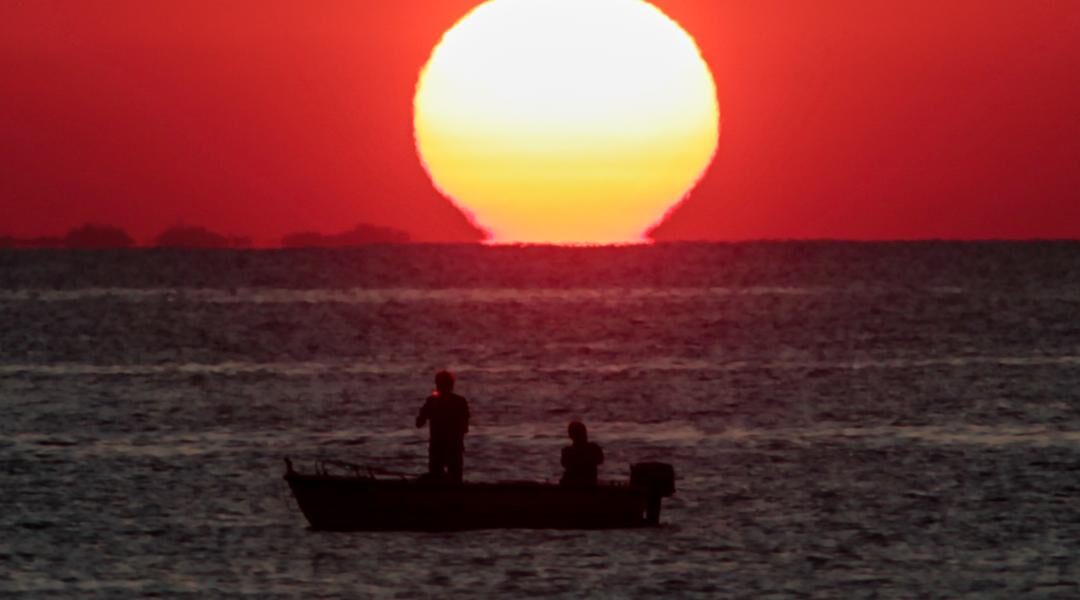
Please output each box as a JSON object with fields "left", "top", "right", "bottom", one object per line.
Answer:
{"left": 630, "top": 462, "right": 676, "bottom": 525}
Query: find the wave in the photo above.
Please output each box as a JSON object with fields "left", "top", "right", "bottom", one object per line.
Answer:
{"left": 0, "top": 286, "right": 851, "bottom": 304}
{"left": 3, "top": 355, "right": 1079, "bottom": 377}
{"left": 7, "top": 423, "right": 1080, "bottom": 460}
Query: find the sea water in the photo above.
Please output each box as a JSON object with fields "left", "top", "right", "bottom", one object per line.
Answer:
{"left": 2, "top": 243, "right": 1080, "bottom": 598}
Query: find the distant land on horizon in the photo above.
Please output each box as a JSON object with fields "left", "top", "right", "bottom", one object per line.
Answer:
{"left": 3, "top": 223, "right": 1080, "bottom": 250}
{"left": 0, "top": 223, "right": 413, "bottom": 249}
{"left": 281, "top": 224, "right": 411, "bottom": 248}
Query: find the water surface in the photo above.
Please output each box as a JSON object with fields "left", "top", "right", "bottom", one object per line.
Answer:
{"left": 3, "top": 243, "right": 1080, "bottom": 597}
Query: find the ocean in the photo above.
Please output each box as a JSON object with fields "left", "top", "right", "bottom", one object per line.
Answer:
{"left": 2, "top": 242, "right": 1080, "bottom": 598}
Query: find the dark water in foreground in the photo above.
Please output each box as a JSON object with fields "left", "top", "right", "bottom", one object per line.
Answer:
{"left": 2, "top": 243, "right": 1080, "bottom": 598}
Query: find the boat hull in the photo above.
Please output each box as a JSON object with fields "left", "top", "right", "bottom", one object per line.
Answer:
{"left": 285, "top": 472, "right": 658, "bottom": 531}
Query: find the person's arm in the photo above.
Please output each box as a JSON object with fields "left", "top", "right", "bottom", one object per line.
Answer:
{"left": 561, "top": 447, "right": 570, "bottom": 469}
{"left": 462, "top": 398, "right": 470, "bottom": 434}
{"left": 416, "top": 399, "right": 429, "bottom": 428}
{"left": 595, "top": 444, "right": 604, "bottom": 465}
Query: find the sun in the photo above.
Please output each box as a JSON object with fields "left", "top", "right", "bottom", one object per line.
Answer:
{"left": 414, "top": 0, "right": 720, "bottom": 245}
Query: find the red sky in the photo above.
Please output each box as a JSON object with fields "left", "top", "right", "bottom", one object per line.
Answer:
{"left": 2, "top": 0, "right": 1079, "bottom": 243}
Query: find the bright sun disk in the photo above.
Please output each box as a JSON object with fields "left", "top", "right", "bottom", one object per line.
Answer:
{"left": 414, "top": 0, "right": 720, "bottom": 244}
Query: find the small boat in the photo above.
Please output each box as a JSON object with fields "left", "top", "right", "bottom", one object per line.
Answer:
{"left": 283, "top": 458, "right": 676, "bottom": 531}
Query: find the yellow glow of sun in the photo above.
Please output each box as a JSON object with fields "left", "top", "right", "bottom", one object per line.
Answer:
{"left": 414, "top": 0, "right": 720, "bottom": 244}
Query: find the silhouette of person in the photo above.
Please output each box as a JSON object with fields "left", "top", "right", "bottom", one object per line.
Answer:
{"left": 415, "top": 370, "right": 470, "bottom": 482}
{"left": 560, "top": 421, "right": 604, "bottom": 486}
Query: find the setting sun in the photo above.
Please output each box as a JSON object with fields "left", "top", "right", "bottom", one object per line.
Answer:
{"left": 414, "top": 0, "right": 720, "bottom": 244}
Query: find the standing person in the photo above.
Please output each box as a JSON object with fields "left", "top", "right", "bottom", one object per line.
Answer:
{"left": 560, "top": 421, "right": 604, "bottom": 486}
{"left": 415, "top": 370, "right": 470, "bottom": 482}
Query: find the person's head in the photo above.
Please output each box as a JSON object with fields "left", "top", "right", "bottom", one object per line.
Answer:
{"left": 568, "top": 421, "right": 588, "bottom": 444}
{"left": 434, "top": 370, "right": 455, "bottom": 395}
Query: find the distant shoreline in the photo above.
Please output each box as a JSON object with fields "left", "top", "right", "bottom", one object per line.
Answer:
{"left": 3, "top": 239, "right": 1079, "bottom": 251}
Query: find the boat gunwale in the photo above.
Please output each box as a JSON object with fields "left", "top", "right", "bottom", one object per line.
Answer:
{"left": 284, "top": 471, "right": 642, "bottom": 493}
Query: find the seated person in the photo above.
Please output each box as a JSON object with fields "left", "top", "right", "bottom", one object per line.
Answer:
{"left": 560, "top": 421, "right": 604, "bottom": 486}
